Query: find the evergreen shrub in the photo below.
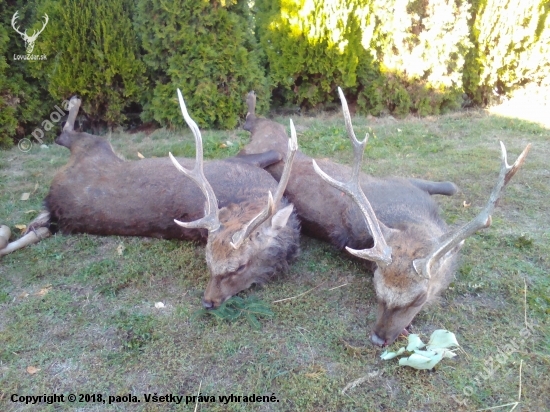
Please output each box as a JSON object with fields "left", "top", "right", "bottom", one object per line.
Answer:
{"left": 29, "top": 0, "right": 146, "bottom": 127}
{"left": 134, "top": 0, "right": 268, "bottom": 129}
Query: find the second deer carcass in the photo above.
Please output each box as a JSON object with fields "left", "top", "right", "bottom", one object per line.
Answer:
{"left": 314, "top": 89, "right": 531, "bottom": 346}
{"left": 240, "top": 88, "right": 530, "bottom": 346}
{"left": 1, "top": 90, "right": 301, "bottom": 309}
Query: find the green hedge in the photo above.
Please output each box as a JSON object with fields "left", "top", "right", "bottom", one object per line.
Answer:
{"left": 0, "top": 19, "right": 16, "bottom": 147}
{"left": 256, "top": 0, "right": 471, "bottom": 116}
{"left": 1, "top": 0, "right": 550, "bottom": 148}
{"left": 29, "top": 0, "right": 146, "bottom": 127}
{"left": 464, "top": 0, "right": 550, "bottom": 105}
{"left": 0, "top": 1, "right": 54, "bottom": 146}
{"left": 134, "top": 0, "right": 269, "bottom": 129}
{"left": 255, "top": 0, "right": 375, "bottom": 109}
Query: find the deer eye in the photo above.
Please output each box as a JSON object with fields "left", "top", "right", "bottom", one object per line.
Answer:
{"left": 236, "top": 264, "right": 246, "bottom": 273}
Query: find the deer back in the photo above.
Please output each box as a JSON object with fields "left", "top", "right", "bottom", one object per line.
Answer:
{"left": 47, "top": 131, "right": 285, "bottom": 242}
{"left": 240, "top": 134, "right": 451, "bottom": 251}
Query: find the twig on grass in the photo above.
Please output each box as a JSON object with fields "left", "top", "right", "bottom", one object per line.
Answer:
{"left": 475, "top": 357, "right": 523, "bottom": 411}
{"left": 194, "top": 380, "right": 202, "bottom": 412}
{"left": 328, "top": 283, "right": 348, "bottom": 291}
{"left": 523, "top": 277, "right": 528, "bottom": 327}
{"left": 341, "top": 370, "right": 382, "bottom": 395}
{"left": 475, "top": 403, "right": 519, "bottom": 411}
{"left": 272, "top": 281, "right": 327, "bottom": 303}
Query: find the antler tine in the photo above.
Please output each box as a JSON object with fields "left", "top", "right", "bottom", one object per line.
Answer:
{"left": 63, "top": 96, "right": 81, "bottom": 132}
{"left": 33, "top": 14, "right": 49, "bottom": 37}
{"left": 273, "top": 118, "right": 298, "bottom": 205}
{"left": 312, "top": 87, "right": 392, "bottom": 266}
{"left": 413, "top": 141, "right": 531, "bottom": 279}
{"left": 230, "top": 118, "right": 298, "bottom": 249}
{"left": 169, "top": 89, "right": 221, "bottom": 233}
{"left": 11, "top": 11, "right": 25, "bottom": 36}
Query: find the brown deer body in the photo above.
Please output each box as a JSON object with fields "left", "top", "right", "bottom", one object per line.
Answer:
{"left": 46, "top": 131, "right": 282, "bottom": 242}
{"left": 241, "top": 92, "right": 457, "bottom": 250}
{"left": 240, "top": 89, "right": 530, "bottom": 346}
{"left": 2, "top": 93, "right": 301, "bottom": 309}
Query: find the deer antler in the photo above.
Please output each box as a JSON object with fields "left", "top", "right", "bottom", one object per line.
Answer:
{"left": 230, "top": 118, "right": 298, "bottom": 249}
{"left": 413, "top": 141, "right": 531, "bottom": 279}
{"left": 169, "top": 89, "right": 221, "bottom": 232}
{"left": 312, "top": 87, "right": 392, "bottom": 266}
{"left": 26, "top": 14, "right": 48, "bottom": 41}
{"left": 11, "top": 11, "right": 26, "bottom": 36}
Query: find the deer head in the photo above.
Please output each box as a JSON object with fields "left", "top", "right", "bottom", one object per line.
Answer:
{"left": 11, "top": 11, "right": 49, "bottom": 55}
{"left": 314, "top": 87, "right": 531, "bottom": 346}
{"left": 170, "top": 89, "right": 300, "bottom": 308}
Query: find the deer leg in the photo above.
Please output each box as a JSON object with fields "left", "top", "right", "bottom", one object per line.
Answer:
{"left": 24, "top": 211, "right": 51, "bottom": 234}
{"left": 232, "top": 150, "right": 283, "bottom": 169}
{"left": 409, "top": 179, "right": 459, "bottom": 196}
{"left": 0, "top": 227, "right": 51, "bottom": 256}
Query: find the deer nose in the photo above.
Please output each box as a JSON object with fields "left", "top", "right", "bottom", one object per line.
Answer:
{"left": 202, "top": 299, "right": 215, "bottom": 309}
{"left": 370, "top": 332, "right": 387, "bottom": 347}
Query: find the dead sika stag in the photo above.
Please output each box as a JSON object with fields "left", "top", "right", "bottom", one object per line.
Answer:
{"left": 240, "top": 88, "right": 530, "bottom": 346}
{"left": 1, "top": 90, "right": 301, "bottom": 308}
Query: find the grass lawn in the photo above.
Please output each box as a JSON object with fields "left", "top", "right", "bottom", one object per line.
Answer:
{"left": 1, "top": 107, "right": 549, "bottom": 411}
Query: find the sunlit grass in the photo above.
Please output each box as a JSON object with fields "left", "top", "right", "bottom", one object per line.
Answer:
{"left": 488, "top": 84, "right": 550, "bottom": 128}
{"left": 0, "top": 108, "right": 549, "bottom": 411}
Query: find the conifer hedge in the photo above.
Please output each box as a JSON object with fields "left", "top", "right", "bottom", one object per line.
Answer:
{"left": 0, "top": 0, "right": 549, "bottom": 147}
{"left": 256, "top": 0, "right": 472, "bottom": 115}
{"left": 29, "top": 0, "right": 146, "bottom": 126}
{"left": 0, "top": 21, "right": 16, "bottom": 147}
{"left": 0, "top": 0, "right": 56, "bottom": 146}
{"left": 464, "top": 0, "right": 550, "bottom": 105}
{"left": 134, "top": 0, "right": 268, "bottom": 129}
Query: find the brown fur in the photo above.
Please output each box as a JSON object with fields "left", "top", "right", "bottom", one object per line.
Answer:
{"left": 239, "top": 91, "right": 459, "bottom": 346}
{"left": 31, "top": 126, "right": 300, "bottom": 307}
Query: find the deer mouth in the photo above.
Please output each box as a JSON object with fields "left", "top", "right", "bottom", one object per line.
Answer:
{"left": 371, "top": 324, "right": 413, "bottom": 347}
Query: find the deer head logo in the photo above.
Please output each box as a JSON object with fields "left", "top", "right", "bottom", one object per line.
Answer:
{"left": 11, "top": 11, "right": 49, "bottom": 55}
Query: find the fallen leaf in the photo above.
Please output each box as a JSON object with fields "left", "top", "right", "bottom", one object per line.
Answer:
{"left": 137, "top": 152, "right": 145, "bottom": 159}
{"left": 32, "top": 182, "right": 39, "bottom": 193}
{"left": 18, "top": 292, "right": 29, "bottom": 299}
{"left": 398, "top": 352, "right": 443, "bottom": 370}
{"left": 380, "top": 347, "right": 406, "bottom": 360}
{"left": 406, "top": 334, "right": 426, "bottom": 351}
{"left": 20, "top": 193, "right": 30, "bottom": 201}
{"left": 15, "top": 224, "right": 27, "bottom": 233}
{"left": 117, "top": 243, "right": 125, "bottom": 256}
{"left": 155, "top": 302, "right": 165, "bottom": 309}
{"left": 426, "top": 329, "right": 460, "bottom": 350}
{"left": 35, "top": 285, "right": 52, "bottom": 297}
{"left": 463, "top": 201, "right": 471, "bottom": 208}
{"left": 24, "top": 210, "right": 38, "bottom": 214}
{"left": 26, "top": 366, "right": 40, "bottom": 374}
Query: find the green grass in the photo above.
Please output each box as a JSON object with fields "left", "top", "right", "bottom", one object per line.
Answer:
{"left": 1, "top": 109, "right": 549, "bottom": 411}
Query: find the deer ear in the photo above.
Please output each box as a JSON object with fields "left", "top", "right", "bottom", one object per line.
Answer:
{"left": 271, "top": 204, "right": 294, "bottom": 230}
